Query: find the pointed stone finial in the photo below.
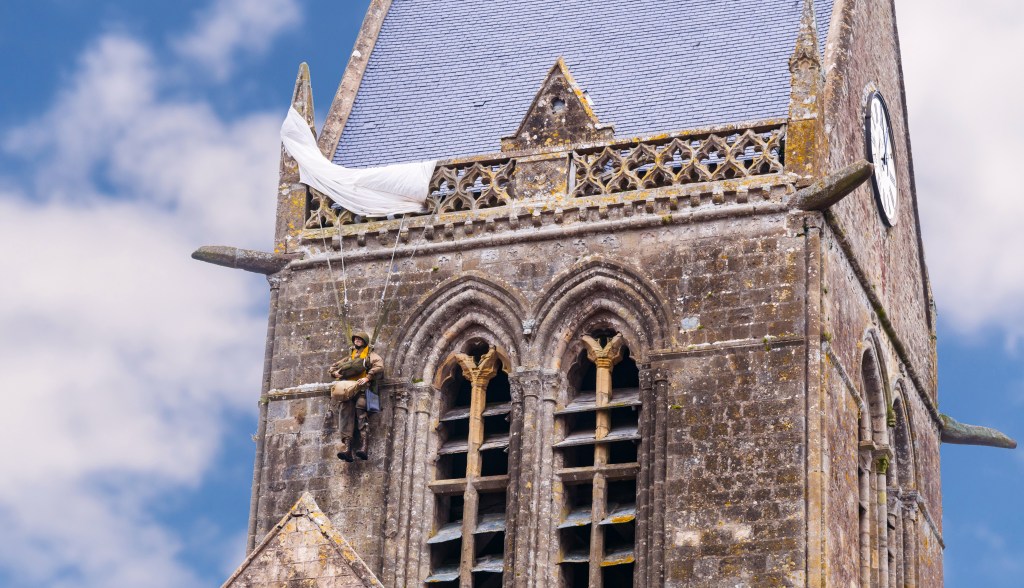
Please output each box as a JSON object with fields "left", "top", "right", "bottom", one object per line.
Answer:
{"left": 785, "top": 0, "right": 826, "bottom": 185}
{"left": 292, "top": 62, "right": 316, "bottom": 136}
{"left": 501, "top": 57, "right": 613, "bottom": 152}
{"left": 789, "top": 0, "right": 821, "bottom": 73}
{"left": 276, "top": 62, "right": 317, "bottom": 254}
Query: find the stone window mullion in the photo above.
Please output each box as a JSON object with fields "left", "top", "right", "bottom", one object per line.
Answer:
{"left": 456, "top": 352, "right": 498, "bottom": 587}
{"left": 585, "top": 337, "right": 623, "bottom": 587}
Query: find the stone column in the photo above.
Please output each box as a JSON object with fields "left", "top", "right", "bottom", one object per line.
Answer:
{"left": 634, "top": 367, "right": 652, "bottom": 588}
{"left": 876, "top": 453, "right": 891, "bottom": 588}
{"left": 508, "top": 367, "right": 563, "bottom": 588}
{"left": 533, "top": 370, "right": 562, "bottom": 588}
{"left": 397, "top": 384, "right": 434, "bottom": 587}
{"left": 637, "top": 365, "right": 668, "bottom": 587}
{"left": 902, "top": 493, "right": 920, "bottom": 588}
{"left": 504, "top": 374, "right": 527, "bottom": 588}
{"left": 858, "top": 447, "right": 873, "bottom": 588}
{"left": 247, "top": 273, "right": 284, "bottom": 552}
{"left": 887, "top": 489, "right": 901, "bottom": 588}
{"left": 380, "top": 383, "right": 411, "bottom": 587}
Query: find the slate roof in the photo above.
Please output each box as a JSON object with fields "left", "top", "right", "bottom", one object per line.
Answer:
{"left": 334, "top": 0, "right": 833, "bottom": 167}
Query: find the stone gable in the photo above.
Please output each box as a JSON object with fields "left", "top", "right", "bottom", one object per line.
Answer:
{"left": 223, "top": 493, "right": 382, "bottom": 588}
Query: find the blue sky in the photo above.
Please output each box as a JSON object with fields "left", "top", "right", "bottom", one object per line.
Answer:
{"left": 0, "top": 1, "right": 1020, "bottom": 586}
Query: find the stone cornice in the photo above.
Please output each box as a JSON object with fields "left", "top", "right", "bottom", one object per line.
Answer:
{"left": 292, "top": 196, "right": 792, "bottom": 267}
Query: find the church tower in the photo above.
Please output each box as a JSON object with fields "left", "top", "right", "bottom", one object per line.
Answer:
{"left": 202, "top": 1, "right": 1015, "bottom": 586}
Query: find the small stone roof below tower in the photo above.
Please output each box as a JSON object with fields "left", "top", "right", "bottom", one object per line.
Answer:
{"left": 222, "top": 493, "right": 383, "bottom": 588}
{"left": 334, "top": 0, "right": 833, "bottom": 167}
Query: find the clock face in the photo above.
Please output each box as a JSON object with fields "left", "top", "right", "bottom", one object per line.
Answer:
{"left": 866, "top": 92, "right": 899, "bottom": 226}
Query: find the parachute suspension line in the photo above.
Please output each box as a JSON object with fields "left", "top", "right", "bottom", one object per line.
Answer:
{"left": 370, "top": 210, "right": 434, "bottom": 348}
{"left": 370, "top": 214, "right": 406, "bottom": 346}
{"left": 337, "top": 220, "right": 352, "bottom": 342}
{"left": 317, "top": 205, "right": 352, "bottom": 342}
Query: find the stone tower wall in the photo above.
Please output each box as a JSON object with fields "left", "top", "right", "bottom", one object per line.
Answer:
{"left": 817, "top": 0, "right": 944, "bottom": 584}
{"left": 255, "top": 191, "right": 816, "bottom": 586}
{"left": 244, "top": 3, "right": 948, "bottom": 585}
{"left": 823, "top": 0, "right": 938, "bottom": 398}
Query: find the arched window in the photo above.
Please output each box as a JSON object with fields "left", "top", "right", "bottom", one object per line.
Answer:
{"left": 425, "top": 342, "right": 513, "bottom": 587}
{"left": 554, "top": 331, "right": 642, "bottom": 587}
{"left": 859, "top": 348, "right": 907, "bottom": 588}
{"left": 888, "top": 392, "right": 917, "bottom": 587}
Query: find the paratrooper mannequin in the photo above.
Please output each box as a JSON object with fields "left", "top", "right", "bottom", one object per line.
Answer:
{"left": 328, "top": 330, "right": 383, "bottom": 461}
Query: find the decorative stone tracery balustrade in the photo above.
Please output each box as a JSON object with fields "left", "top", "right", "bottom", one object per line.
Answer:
{"left": 305, "top": 122, "right": 786, "bottom": 228}
{"left": 570, "top": 125, "right": 785, "bottom": 198}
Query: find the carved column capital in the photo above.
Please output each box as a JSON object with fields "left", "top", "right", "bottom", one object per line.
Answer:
{"left": 858, "top": 441, "right": 894, "bottom": 461}
{"left": 509, "top": 367, "right": 564, "bottom": 404}
{"left": 412, "top": 384, "right": 434, "bottom": 415}
{"left": 639, "top": 368, "right": 653, "bottom": 391}
{"left": 385, "top": 382, "right": 412, "bottom": 411}
{"left": 886, "top": 490, "right": 903, "bottom": 513}
{"left": 539, "top": 369, "right": 565, "bottom": 404}
{"left": 582, "top": 333, "right": 625, "bottom": 366}
{"left": 455, "top": 346, "right": 500, "bottom": 387}
{"left": 640, "top": 366, "right": 669, "bottom": 391}
{"left": 508, "top": 376, "right": 526, "bottom": 405}
{"left": 509, "top": 368, "right": 541, "bottom": 399}
{"left": 875, "top": 454, "right": 890, "bottom": 475}
{"left": 901, "top": 490, "right": 920, "bottom": 516}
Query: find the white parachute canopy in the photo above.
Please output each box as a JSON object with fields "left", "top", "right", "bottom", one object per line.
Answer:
{"left": 280, "top": 107, "right": 436, "bottom": 216}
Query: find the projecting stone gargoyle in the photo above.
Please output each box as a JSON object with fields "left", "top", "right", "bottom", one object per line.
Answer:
{"left": 940, "top": 414, "right": 1017, "bottom": 449}
{"left": 790, "top": 159, "right": 874, "bottom": 211}
{"left": 191, "top": 245, "right": 296, "bottom": 275}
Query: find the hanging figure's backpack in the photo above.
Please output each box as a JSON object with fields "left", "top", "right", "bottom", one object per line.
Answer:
{"left": 328, "top": 355, "right": 382, "bottom": 413}
{"left": 329, "top": 356, "right": 371, "bottom": 380}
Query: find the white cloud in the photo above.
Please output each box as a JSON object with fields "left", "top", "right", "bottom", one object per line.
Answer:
{"left": 0, "top": 485, "right": 204, "bottom": 588}
{"left": 173, "top": 0, "right": 302, "bottom": 79}
{"left": 897, "top": 0, "right": 1024, "bottom": 341}
{"left": 0, "top": 28, "right": 281, "bottom": 588}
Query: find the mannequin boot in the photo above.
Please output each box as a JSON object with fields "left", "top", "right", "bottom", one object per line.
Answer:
{"left": 337, "top": 437, "right": 354, "bottom": 462}
{"left": 354, "top": 410, "right": 369, "bottom": 460}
